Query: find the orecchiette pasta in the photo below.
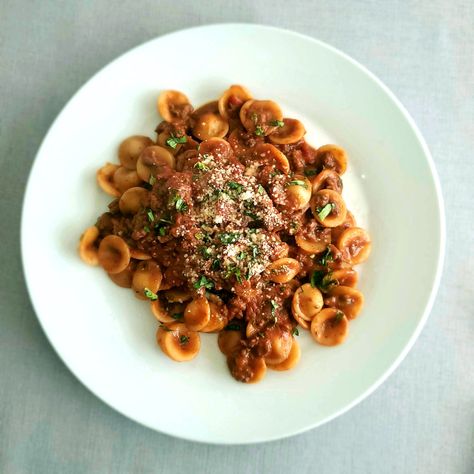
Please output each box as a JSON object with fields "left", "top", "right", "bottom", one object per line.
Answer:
{"left": 80, "top": 85, "right": 371, "bottom": 384}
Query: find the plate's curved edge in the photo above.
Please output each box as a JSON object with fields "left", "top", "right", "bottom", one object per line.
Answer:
{"left": 20, "top": 23, "right": 446, "bottom": 445}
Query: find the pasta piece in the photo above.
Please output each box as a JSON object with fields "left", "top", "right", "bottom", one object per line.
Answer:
{"left": 267, "top": 338, "right": 301, "bottom": 371}
{"left": 311, "top": 308, "right": 349, "bottom": 346}
{"left": 253, "top": 143, "right": 290, "bottom": 174}
{"left": 228, "top": 353, "right": 267, "bottom": 383}
{"left": 266, "top": 258, "right": 301, "bottom": 283}
{"left": 228, "top": 128, "right": 263, "bottom": 157}
{"left": 311, "top": 169, "right": 343, "bottom": 194}
{"left": 275, "top": 242, "right": 290, "bottom": 259}
{"left": 157, "top": 90, "right": 193, "bottom": 122}
{"left": 311, "top": 189, "right": 347, "bottom": 227}
{"left": 108, "top": 261, "right": 136, "bottom": 288}
{"left": 325, "top": 286, "right": 364, "bottom": 320}
{"left": 192, "top": 112, "right": 229, "bottom": 140}
{"left": 150, "top": 298, "right": 176, "bottom": 324}
{"left": 331, "top": 211, "right": 357, "bottom": 242}
{"left": 269, "top": 118, "right": 306, "bottom": 145}
{"left": 156, "top": 322, "right": 200, "bottom": 362}
{"left": 264, "top": 327, "right": 293, "bottom": 365}
{"left": 129, "top": 248, "right": 152, "bottom": 260}
{"left": 328, "top": 269, "right": 358, "bottom": 288}
{"left": 184, "top": 296, "right": 211, "bottom": 331}
{"left": 218, "top": 84, "right": 253, "bottom": 119}
{"left": 317, "top": 144, "right": 347, "bottom": 175}
{"left": 240, "top": 100, "right": 283, "bottom": 136}
{"left": 295, "top": 232, "right": 329, "bottom": 254}
{"left": 198, "top": 137, "right": 232, "bottom": 161}
{"left": 113, "top": 167, "right": 142, "bottom": 193}
{"left": 245, "top": 321, "right": 258, "bottom": 338}
{"left": 201, "top": 302, "right": 228, "bottom": 333}
{"left": 337, "top": 227, "right": 371, "bottom": 265}
{"left": 163, "top": 288, "right": 192, "bottom": 303}
{"left": 292, "top": 310, "right": 310, "bottom": 330}
{"left": 292, "top": 283, "right": 324, "bottom": 322}
{"left": 118, "top": 135, "right": 154, "bottom": 169}
{"left": 78, "top": 226, "right": 100, "bottom": 265}
{"left": 286, "top": 175, "right": 312, "bottom": 210}
{"left": 218, "top": 329, "right": 242, "bottom": 356}
{"left": 118, "top": 187, "right": 149, "bottom": 215}
{"left": 136, "top": 146, "right": 175, "bottom": 181}
{"left": 96, "top": 163, "right": 120, "bottom": 197}
{"left": 98, "top": 235, "right": 131, "bottom": 274}
{"left": 132, "top": 260, "right": 163, "bottom": 300}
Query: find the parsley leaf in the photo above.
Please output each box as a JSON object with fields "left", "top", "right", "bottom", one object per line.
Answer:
{"left": 269, "top": 119, "right": 284, "bottom": 127}
{"left": 270, "top": 300, "right": 278, "bottom": 316}
{"left": 304, "top": 168, "right": 319, "bottom": 177}
{"left": 310, "top": 270, "right": 325, "bottom": 288}
{"left": 169, "top": 191, "right": 188, "bottom": 212}
{"left": 143, "top": 225, "right": 150, "bottom": 233}
{"left": 254, "top": 125, "right": 265, "bottom": 136}
{"left": 257, "top": 184, "right": 265, "bottom": 195}
{"left": 219, "top": 232, "right": 239, "bottom": 244}
{"left": 291, "top": 327, "right": 300, "bottom": 336}
{"left": 334, "top": 311, "right": 344, "bottom": 323}
{"left": 172, "top": 313, "right": 183, "bottom": 320}
{"left": 194, "top": 275, "right": 214, "bottom": 290}
{"left": 310, "top": 270, "right": 338, "bottom": 291}
{"left": 227, "top": 181, "right": 244, "bottom": 192}
{"left": 317, "top": 203, "right": 335, "bottom": 221}
{"left": 200, "top": 246, "right": 213, "bottom": 259}
{"left": 179, "top": 335, "right": 190, "bottom": 344}
{"left": 166, "top": 133, "right": 187, "bottom": 149}
{"left": 149, "top": 175, "right": 157, "bottom": 185}
{"left": 146, "top": 209, "right": 155, "bottom": 222}
{"left": 319, "top": 246, "right": 333, "bottom": 266}
{"left": 194, "top": 161, "right": 209, "bottom": 171}
{"left": 143, "top": 287, "right": 158, "bottom": 301}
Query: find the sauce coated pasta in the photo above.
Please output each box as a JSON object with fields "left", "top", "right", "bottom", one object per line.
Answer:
{"left": 79, "top": 85, "right": 371, "bottom": 383}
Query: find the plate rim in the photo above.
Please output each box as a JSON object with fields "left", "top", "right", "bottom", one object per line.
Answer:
{"left": 21, "top": 22, "right": 446, "bottom": 444}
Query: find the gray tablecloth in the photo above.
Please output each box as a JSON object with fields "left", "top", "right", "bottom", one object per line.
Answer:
{"left": 1, "top": 1, "right": 473, "bottom": 473}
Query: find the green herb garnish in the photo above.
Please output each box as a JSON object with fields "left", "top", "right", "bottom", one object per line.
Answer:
{"left": 224, "top": 265, "right": 242, "bottom": 284}
{"left": 334, "top": 311, "right": 344, "bottom": 323}
{"left": 317, "top": 203, "right": 335, "bottom": 221}
{"left": 179, "top": 335, "right": 190, "bottom": 344}
{"left": 194, "top": 275, "right": 214, "bottom": 290}
{"left": 270, "top": 300, "right": 278, "bottom": 316}
{"left": 257, "top": 184, "right": 265, "bottom": 195}
{"left": 254, "top": 125, "right": 265, "bottom": 136}
{"left": 143, "top": 287, "right": 158, "bottom": 301}
{"left": 166, "top": 133, "right": 187, "bottom": 149}
{"left": 244, "top": 210, "right": 259, "bottom": 220}
{"left": 143, "top": 225, "right": 150, "bottom": 233}
{"left": 304, "top": 169, "right": 319, "bottom": 177}
{"left": 319, "top": 246, "right": 333, "bottom": 266}
{"left": 227, "top": 181, "right": 244, "bottom": 192}
{"left": 169, "top": 191, "right": 188, "bottom": 212}
{"left": 251, "top": 113, "right": 258, "bottom": 124}
{"left": 172, "top": 313, "right": 183, "bottom": 320}
{"left": 219, "top": 232, "right": 239, "bottom": 244}
{"left": 269, "top": 119, "right": 284, "bottom": 127}
{"left": 211, "top": 259, "right": 221, "bottom": 271}
{"left": 288, "top": 180, "right": 308, "bottom": 189}
{"left": 237, "top": 251, "right": 247, "bottom": 260}
{"left": 146, "top": 209, "right": 155, "bottom": 222}
{"left": 149, "top": 175, "right": 157, "bottom": 185}
{"left": 194, "top": 161, "right": 209, "bottom": 171}
{"left": 157, "top": 226, "right": 167, "bottom": 236}
{"left": 200, "top": 246, "right": 213, "bottom": 259}
{"left": 310, "top": 270, "right": 338, "bottom": 291}
{"left": 291, "top": 327, "right": 300, "bottom": 336}
{"left": 251, "top": 245, "right": 259, "bottom": 259}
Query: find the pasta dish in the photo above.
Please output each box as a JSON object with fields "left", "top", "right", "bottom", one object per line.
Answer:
{"left": 79, "top": 85, "right": 371, "bottom": 383}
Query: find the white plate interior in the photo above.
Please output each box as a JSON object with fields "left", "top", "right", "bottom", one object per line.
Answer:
{"left": 22, "top": 24, "right": 444, "bottom": 444}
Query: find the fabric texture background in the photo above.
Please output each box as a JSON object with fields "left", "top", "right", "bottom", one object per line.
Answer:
{"left": 0, "top": 1, "right": 473, "bottom": 473}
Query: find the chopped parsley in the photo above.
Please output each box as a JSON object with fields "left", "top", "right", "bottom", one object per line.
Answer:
{"left": 143, "top": 225, "right": 150, "bottom": 233}
{"left": 226, "top": 181, "right": 244, "bottom": 192}
{"left": 244, "top": 210, "right": 259, "bottom": 220}
{"left": 224, "top": 265, "right": 242, "bottom": 284}
{"left": 143, "top": 287, "right": 158, "bottom": 301}
{"left": 317, "top": 203, "right": 335, "bottom": 221}
{"left": 193, "top": 275, "right": 214, "bottom": 290}
{"left": 169, "top": 191, "right": 188, "bottom": 212}
{"left": 166, "top": 133, "right": 187, "bottom": 149}
{"left": 179, "top": 335, "right": 190, "bottom": 344}
{"left": 257, "top": 184, "right": 265, "bottom": 195}
{"left": 172, "top": 313, "right": 183, "bottom": 320}
{"left": 254, "top": 125, "right": 265, "bottom": 136}
{"left": 194, "top": 161, "right": 209, "bottom": 171}
{"left": 270, "top": 300, "right": 278, "bottom": 316}
{"left": 288, "top": 179, "right": 308, "bottom": 189}
{"left": 334, "top": 311, "right": 344, "bottom": 323}
{"left": 146, "top": 209, "right": 155, "bottom": 222}
{"left": 157, "top": 225, "right": 167, "bottom": 236}
{"left": 219, "top": 232, "right": 239, "bottom": 244}
{"left": 237, "top": 251, "right": 247, "bottom": 260}
{"left": 251, "top": 112, "right": 258, "bottom": 124}
{"left": 251, "top": 245, "right": 259, "bottom": 259}
{"left": 291, "top": 327, "right": 300, "bottom": 336}
{"left": 211, "top": 259, "right": 221, "bottom": 270}
{"left": 269, "top": 119, "right": 284, "bottom": 127}
{"left": 304, "top": 168, "right": 319, "bottom": 177}
{"left": 225, "top": 322, "right": 242, "bottom": 331}
{"left": 310, "top": 270, "right": 338, "bottom": 291}
{"left": 149, "top": 175, "right": 157, "bottom": 185}
{"left": 319, "top": 246, "right": 333, "bottom": 266}
{"left": 200, "top": 246, "right": 213, "bottom": 259}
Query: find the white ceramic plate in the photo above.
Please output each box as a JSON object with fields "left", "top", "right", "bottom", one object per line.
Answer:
{"left": 22, "top": 24, "right": 444, "bottom": 444}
